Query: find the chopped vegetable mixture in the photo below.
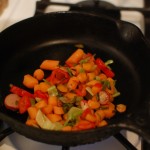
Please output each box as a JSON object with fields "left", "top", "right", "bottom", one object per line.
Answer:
{"left": 4, "top": 49, "right": 126, "bottom": 131}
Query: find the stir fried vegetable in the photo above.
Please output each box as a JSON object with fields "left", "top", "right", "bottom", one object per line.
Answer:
{"left": 4, "top": 48, "right": 126, "bottom": 131}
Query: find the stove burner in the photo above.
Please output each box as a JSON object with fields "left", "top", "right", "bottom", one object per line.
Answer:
{"left": 69, "top": 0, "right": 120, "bottom": 19}
{"left": 35, "top": 0, "right": 120, "bottom": 19}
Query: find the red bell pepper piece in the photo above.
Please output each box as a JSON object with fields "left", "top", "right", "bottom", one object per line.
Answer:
{"left": 76, "top": 120, "right": 96, "bottom": 130}
{"left": 81, "top": 108, "right": 92, "bottom": 119}
{"left": 46, "top": 68, "right": 70, "bottom": 85}
{"left": 95, "top": 58, "right": 115, "bottom": 78}
{"left": 65, "top": 62, "right": 74, "bottom": 68}
{"left": 18, "top": 96, "right": 31, "bottom": 114}
{"left": 34, "top": 90, "right": 48, "bottom": 101}
{"left": 10, "top": 85, "right": 33, "bottom": 98}
{"left": 94, "top": 83, "right": 102, "bottom": 90}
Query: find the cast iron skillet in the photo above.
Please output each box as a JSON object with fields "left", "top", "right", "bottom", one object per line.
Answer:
{"left": 0, "top": 11, "right": 150, "bottom": 146}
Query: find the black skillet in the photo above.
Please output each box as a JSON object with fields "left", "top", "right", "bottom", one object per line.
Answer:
{"left": 0, "top": 11, "right": 150, "bottom": 146}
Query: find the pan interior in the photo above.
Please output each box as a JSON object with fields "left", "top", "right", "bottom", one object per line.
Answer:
{"left": 0, "top": 38, "right": 140, "bottom": 122}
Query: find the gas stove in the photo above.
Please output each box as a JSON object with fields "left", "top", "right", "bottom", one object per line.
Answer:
{"left": 0, "top": 0, "right": 149, "bottom": 150}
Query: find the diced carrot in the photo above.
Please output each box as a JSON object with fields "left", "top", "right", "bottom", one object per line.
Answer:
{"left": 67, "top": 76, "right": 79, "bottom": 90}
{"left": 116, "top": 104, "right": 126, "bottom": 113}
{"left": 91, "top": 85, "right": 101, "bottom": 95}
{"left": 48, "top": 96, "right": 58, "bottom": 106}
{"left": 34, "top": 82, "right": 50, "bottom": 93}
{"left": 86, "top": 80, "right": 100, "bottom": 86}
{"left": 35, "top": 100, "right": 47, "bottom": 109}
{"left": 23, "top": 74, "right": 38, "bottom": 89}
{"left": 34, "top": 84, "right": 40, "bottom": 92}
{"left": 99, "top": 73, "right": 107, "bottom": 80}
{"left": 87, "top": 72, "right": 96, "bottom": 81}
{"left": 97, "top": 120, "right": 108, "bottom": 127}
{"left": 74, "top": 64, "right": 82, "bottom": 74}
{"left": 40, "top": 60, "right": 59, "bottom": 70}
{"left": 85, "top": 113, "right": 97, "bottom": 122}
{"left": 26, "top": 119, "right": 37, "bottom": 126}
{"left": 77, "top": 72, "right": 87, "bottom": 83}
{"left": 41, "top": 104, "right": 53, "bottom": 115}
{"left": 64, "top": 92, "right": 76, "bottom": 100}
{"left": 95, "top": 109, "right": 105, "bottom": 122}
{"left": 62, "top": 126, "right": 72, "bottom": 131}
{"left": 27, "top": 106, "right": 38, "bottom": 120}
{"left": 33, "top": 69, "right": 44, "bottom": 80}
{"left": 63, "top": 113, "right": 68, "bottom": 120}
{"left": 59, "top": 120, "right": 65, "bottom": 125}
{"left": 103, "top": 102, "right": 115, "bottom": 119}
{"left": 57, "top": 84, "right": 68, "bottom": 93}
{"left": 53, "top": 106, "right": 64, "bottom": 115}
{"left": 82, "top": 62, "right": 94, "bottom": 72}
{"left": 47, "top": 114, "right": 62, "bottom": 123}
{"left": 87, "top": 100, "right": 100, "bottom": 109}
{"left": 65, "top": 49, "right": 85, "bottom": 65}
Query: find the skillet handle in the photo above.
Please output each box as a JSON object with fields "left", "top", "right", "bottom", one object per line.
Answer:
{"left": 117, "top": 100, "right": 150, "bottom": 144}
{"left": 0, "top": 127, "right": 14, "bottom": 141}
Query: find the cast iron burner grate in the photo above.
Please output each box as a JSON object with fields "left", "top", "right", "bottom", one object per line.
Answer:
{"left": 34, "top": 0, "right": 121, "bottom": 19}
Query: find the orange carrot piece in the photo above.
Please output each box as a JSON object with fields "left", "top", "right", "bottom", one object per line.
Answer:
{"left": 62, "top": 126, "right": 72, "bottom": 131}
{"left": 63, "top": 113, "right": 68, "bottom": 120}
{"left": 95, "top": 109, "right": 105, "bottom": 122}
{"left": 40, "top": 60, "right": 59, "bottom": 70}
{"left": 57, "top": 84, "right": 68, "bottom": 93}
{"left": 34, "top": 82, "right": 50, "bottom": 93}
{"left": 103, "top": 102, "right": 115, "bottom": 119}
{"left": 33, "top": 69, "right": 44, "bottom": 80}
{"left": 87, "top": 100, "right": 100, "bottom": 109}
{"left": 85, "top": 113, "right": 97, "bottom": 122}
{"left": 91, "top": 86, "right": 101, "bottom": 95}
{"left": 67, "top": 76, "right": 79, "bottom": 90}
{"left": 27, "top": 106, "right": 38, "bottom": 120}
{"left": 97, "top": 120, "right": 108, "bottom": 127}
{"left": 77, "top": 72, "right": 87, "bottom": 83}
{"left": 41, "top": 104, "right": 53, "bottom": 115}
{"left": 99, "top": 73, "right": 107, "bottom": 80}
{"left": 65, "top": 49, "right": 85, "bottom": 65}
{"left": 26, "top": 119, "right": 37, "bottom": 126}
{"left": 53, "top": 106, "right": 64, "bottom": 115}
{"left": 47, "top": 114, "right": 62, "bottom": 123}
{"left": 86, "top": 80, "right": 100, "bottom": 86}
{"left": 35, "top": 100, "right": 47, "bottom": 109}
{"left": 87, "top": 72, "right": 96, "bottom": 81}
{"left": 116, "top": 104, "right": 126, "bottom": 113}
{"left": 82, "top": 62, "right": 94, "bottom": 72}
{"left": 23, "top": 74, "right": 38, "bottom": 89}
{"left": 48, "top": 96, "right": 58, "bottom": 106}
{"left": 64, "top": 92, "right": 76, "bottom": 100}
{"left": 74, "top": 64, "right": 82, "bottom": 74}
